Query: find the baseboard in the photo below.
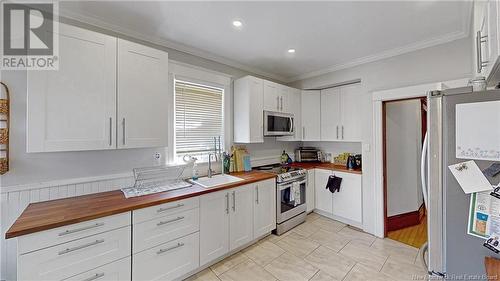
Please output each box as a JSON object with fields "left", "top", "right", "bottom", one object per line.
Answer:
{"left": 387, "top": 210, "right": 420, "bottom": 232}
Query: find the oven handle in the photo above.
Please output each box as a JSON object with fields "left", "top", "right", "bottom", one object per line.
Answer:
{"left": 277, "top": 179, "right": 306, "bottom": 191}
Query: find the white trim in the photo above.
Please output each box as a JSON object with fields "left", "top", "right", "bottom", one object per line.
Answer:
{"left": 59, "top": 9, "right": 288, "bottom": 83}
{"left": 286, "top": 31, "right": 468, "bottom": 83}
{"left": 371, "top": 78, "right": 468, "bottom": 238}
{"left": 0, "top": 172, "right": 133, "bottom": 194}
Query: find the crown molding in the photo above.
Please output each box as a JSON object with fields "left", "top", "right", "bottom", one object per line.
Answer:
{"left": 58, "top": 8, "right": 289, "bottom": 83}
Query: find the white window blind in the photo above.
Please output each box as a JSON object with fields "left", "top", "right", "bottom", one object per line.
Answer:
{"left": 175, "top": 80, "right": 224, "bottom": 159}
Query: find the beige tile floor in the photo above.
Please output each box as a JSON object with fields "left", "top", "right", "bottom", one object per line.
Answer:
{"left": 185, "top": 213, "right": 428, "bottom": 281}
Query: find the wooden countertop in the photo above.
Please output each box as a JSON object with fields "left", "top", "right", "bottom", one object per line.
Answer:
{"left": 290, "top": 162, "right": 362, "bottom": 175}
{"left": 5, "top": 171, "right": 276, "bottom": 239}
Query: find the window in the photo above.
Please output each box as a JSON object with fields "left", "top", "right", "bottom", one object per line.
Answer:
{"left": 174, "top": 80, "right": 224, "bottom": 161}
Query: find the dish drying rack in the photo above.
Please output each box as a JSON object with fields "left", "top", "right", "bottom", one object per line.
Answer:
{"left": 121, "top": 164, "right": 193, "bottom": 198}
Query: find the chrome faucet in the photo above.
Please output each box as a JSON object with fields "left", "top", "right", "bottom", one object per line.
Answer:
{"left": 207, "top": 153, "right": 216, "bottom": 178}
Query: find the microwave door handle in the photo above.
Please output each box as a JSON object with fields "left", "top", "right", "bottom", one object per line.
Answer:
{"left": 289, "top": 117, "right": 293, "bottom": 133}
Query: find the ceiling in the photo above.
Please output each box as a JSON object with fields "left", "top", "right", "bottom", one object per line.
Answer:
{"left": 59, "top": 1, "right": 472, "bottom": 83}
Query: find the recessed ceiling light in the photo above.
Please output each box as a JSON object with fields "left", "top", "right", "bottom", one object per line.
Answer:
{"left": 287, "top": 49, "right": 296, "bottom": 54}
{"left": 232, "top": 20, "right": 243, "bottom": 28}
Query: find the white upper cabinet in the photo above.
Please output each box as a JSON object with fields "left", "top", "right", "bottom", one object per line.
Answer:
{"left": 301, "top": 90, "right": 321, "bottom": 141}
{"left": 474, "top": 0, "right": 500, "bottom": 86}
{"left": 263, "top": 80, "right": 280, "bottom": 112}
{"left": 277, "top": 87, "right": 301, "bottom": 141}
{"left": 117, "top": 39, "right": 169, "bottom": 149}
{"left": 320, "top": 88, "right": 341, "bottom": 141}
{"left": 234, "top": 76, "right": 264, "bottom": 143}
{"left": 27, "top": 23, "right": 117, "bottom": 152}
{"left": 319, "top": 84, "right": 362, "bottom": 142}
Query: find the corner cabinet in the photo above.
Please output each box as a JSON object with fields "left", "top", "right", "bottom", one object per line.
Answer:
{"left": 27, "top": 23, "right": 169, "bottom": 152}
{"left": 234, "top": 76, "right": 264, "bottom": 143}
{"left": 277, "top": 87, "right": 302, "bottom": 141}
{"left": 301, "top": 90, "right": 321, "bottom": 141}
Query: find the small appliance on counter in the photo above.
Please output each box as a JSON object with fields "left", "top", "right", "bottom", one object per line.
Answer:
{"left": 295, "top": 147, "right": 321, "bottom": 162}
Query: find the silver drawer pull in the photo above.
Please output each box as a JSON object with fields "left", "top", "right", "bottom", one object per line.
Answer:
{"left": 157, "top": 203, "right": 184, "bottom": 213}
{"left": 157, "top": 216, "right": 184, "bottom": 226}
{"left": 58, "top": 223, "right": 105, "bottom": 236}
{"left": 82, "top": 273, "right": 105, "bottom": 281}
{"left": 58, "top": 239, "right": 105, "bottom": 255}
{"left": 156, "top": 242, "right": 184, "bottom": 255}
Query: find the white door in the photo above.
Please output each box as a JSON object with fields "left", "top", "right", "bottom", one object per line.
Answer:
{"left": 253, "top": 180, "right": 276, "bottom": 238}
{"left": 320, "top": 88, "right": 341, "bottom": 141}
{"left": 200, "top": 190, "right": 229, "bottom": 266}
{"left": 229, "top": 185, "right": 254, "bottom": 250}
{"left": 340, "top": 84, "right": 363, "bottom": 141}
{"left": 301, "top": 91, "right": 321, "bottom": 141}
{"left": 314, "top": 169, "right": 333, "bottom": 214}
{"left": 306, "top": 169, "right": 316, "bottom": 213}
{"left": 117, "top": 39, "right": 169, "bottom": 149}
{"left": 277, "top": 88, "right": 301, "bottom": 141}
{"left": 263, "top": 81, "right": 280, "bottom": 112}
{"left": 27, "top": 23, "right": 117, "bottom": 152}
{"left": 332, "top": 172, "right": 362, "bottom": 224}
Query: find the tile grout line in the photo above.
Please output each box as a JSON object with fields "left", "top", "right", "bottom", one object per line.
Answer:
{"left": 340, "top": 261, "right": 358, "bottom": 281}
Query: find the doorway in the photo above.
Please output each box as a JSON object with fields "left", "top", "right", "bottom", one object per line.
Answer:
{"left": 383, "top": 97, "right": 427, "bottom": 248}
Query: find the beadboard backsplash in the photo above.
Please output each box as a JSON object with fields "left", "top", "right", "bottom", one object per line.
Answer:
{"left": 0, "top": 174, "right": 134, "bottom": 281}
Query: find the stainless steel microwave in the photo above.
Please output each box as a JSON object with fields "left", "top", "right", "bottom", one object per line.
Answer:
{"left": 263, "top": 111, "right": 294, "bottom": 136}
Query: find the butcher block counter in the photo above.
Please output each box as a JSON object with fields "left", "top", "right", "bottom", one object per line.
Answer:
{"left": 290, "top": 162, "right": 362, "bottom": 175}
{"left": 5, "top": 170, "right": 275, "bottom": 239}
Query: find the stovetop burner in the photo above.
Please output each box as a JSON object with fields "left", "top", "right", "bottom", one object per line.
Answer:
{"left": 254, "top": 164, "right": 306, "bottom": 183}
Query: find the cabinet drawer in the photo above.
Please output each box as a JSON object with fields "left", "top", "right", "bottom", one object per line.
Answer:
{"left": 133, "top": 197, "right": 199, "bottom": 224}
{"left": 18, "top": 226, "right": 131, "bottom": 281}
{"left": 62, "top": 256, "right": 131, "bottom": 281}
{"left": 18, "top": 212, "right": 131, "bottom": 254}
{"left": 133, "top": 207, "right": 199, "bottom": 253}
{"left": 133, "top": 232, "right": 199, "bottom": 281}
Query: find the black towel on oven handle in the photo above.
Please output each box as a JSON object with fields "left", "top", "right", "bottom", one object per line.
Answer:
{"left": 325, "top": 175, "right": 342, "bottom": 194}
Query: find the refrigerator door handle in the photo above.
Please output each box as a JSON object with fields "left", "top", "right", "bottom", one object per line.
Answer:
{"left": 421, "top": 132, "right": 429, "bottom": 208}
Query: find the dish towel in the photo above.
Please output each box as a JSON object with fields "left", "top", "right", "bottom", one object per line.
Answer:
{"left": 292, "top": 181, "right": 301, "bottom": 206}
{"left": 325, "top": 175, "right": 342, "bottom": 194}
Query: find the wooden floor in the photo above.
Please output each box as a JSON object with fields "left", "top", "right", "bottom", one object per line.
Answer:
{"left": 388, "top": 216, "right": 427, "bottom": 248}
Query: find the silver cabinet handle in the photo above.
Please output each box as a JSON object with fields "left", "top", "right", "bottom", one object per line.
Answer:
{"left": 58, "top": 239, "right": 104, "bottom": 255}
{"left": 336, "top": 126, "right": 339, "bottom": 139}
{"left": 157, "top": 203, "right": 184, "bottom": 213}
{"left": 81, "top": 273, "right": 105, "bottom": 281}
{"left": 109, "top": 117, "right": 112, "bottom": 146}
{"left": 156, "top": 242, "right": 184, "bottom": 255}
{"left": 476, "top": 30, "right": 489, "bottom": 73}
{"left": 58, "top": 223, "right": 105, "bottom": 236}
{"left": 280, "top": 96, "right": 283, "bottom": 111}
{"left": 225, "top": 193, "right": 229, "bottom": 214}
{"left": 157, "top": 216, "right": 184, "bottom": 226}
{"left": 232, "top": 191, "right": 236, "bottom": 212}
{"left": 122, "top": 118, "right": 126, "bottom": 145}
{"left": 276, "top": 96, "right": 280, "bottom": 110}
{"left": 302, "top": 127, "right": 305, "bottom": 139}
{"left": 342, "top": 126, "right": 344, "bottom": 139}
{"left": 256, "top": 185, "right": 259, "bottom": 204}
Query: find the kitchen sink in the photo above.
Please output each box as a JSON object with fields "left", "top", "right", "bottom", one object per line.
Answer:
{"left": 190, "top": 174, "right": 244, "bottom": 188}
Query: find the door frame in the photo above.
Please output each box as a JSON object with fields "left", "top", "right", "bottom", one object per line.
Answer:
{"left": 371, "top": 79, "right": 467, "bottom": 237}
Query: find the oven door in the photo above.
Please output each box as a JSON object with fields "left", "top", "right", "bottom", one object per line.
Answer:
{"left": 264, "top": 111, "right": 294, "bottom": 136}
{"left": 276, "top": 178, "right": 307, "bottom": 223}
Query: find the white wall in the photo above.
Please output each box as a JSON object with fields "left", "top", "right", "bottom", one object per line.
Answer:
{"left": 289, "top": 36, "right": 472, "bottom": 235}
{"left": 386, "top": 100, "right": 423, "bottom": 217}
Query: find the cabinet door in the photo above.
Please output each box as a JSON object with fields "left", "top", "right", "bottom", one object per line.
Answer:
{"left": 279, "top": 85, "right": 289, "bottom": 112}
{"left": 249, "top": 78, "right": 265, "bottom": 143}
{"left": 306, "top": 169, "right": 316, "bottom": 213}
{"left": 117, "top": 39, "right": 169, "bottom": 149}
{"left": 253, "top": 180, "right": 276, "bottom": 238}
{"left": 332, "top": 172, "right": 362, "bottom": 225}
{"left": 340, "top": 84, "right": 363, "bottom": 141}
{"left": 65, "top": 257, "right": 131, "bottom": 281}
{"left": 314, "top": 169, "right": 333, "bottom": 214}
{"left": 234, "top": 76, "right": 264, "bottom": 143}
{"left": 301, "top": 91, "right": 321, "bottom": 141}
{"left": 263, "top": 81, "right": 280, "bottom": 111}
{"left": 229, "top": 185, "right": 254, "bottom": 250}
{"left": 200, "top": 190, "right": 229, "bottom": 266}
{"left": 277, "top": 88, "right": 301, "bottom": 141}
{"left": 27, "top": 23, "right": 117, "bottom": 152}
{"left": 320, "top": 88, "right": 341, "bottom": 141}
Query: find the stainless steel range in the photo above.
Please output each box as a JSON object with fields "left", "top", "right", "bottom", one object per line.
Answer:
{"left": 255, "top": 164, "right": 307, "bottom": 235}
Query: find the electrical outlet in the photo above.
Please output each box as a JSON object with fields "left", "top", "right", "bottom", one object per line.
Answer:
{"left": 154, "top": 152, "right": 162, "bottom": 165}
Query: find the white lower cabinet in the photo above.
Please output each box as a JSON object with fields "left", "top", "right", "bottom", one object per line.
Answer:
{"left": 64, "top": 256, "right": 131, "bottom": 281}
{"left": 253, "top": 179, "right": 276, "bottom": 238}
{"left": 306, "top": 169, "right": 315, "bottom": 213}
{"left": 229, "top": 185, "right": 254, "bottom": 250}
{"left": 314, "top": 169, "right": 333, "bottom": 214}
{"left": 132, "top": 232, "right": 199, "bottom": 281}
{"left": 18, "top": 226, "right": 131, "bottom": 281}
